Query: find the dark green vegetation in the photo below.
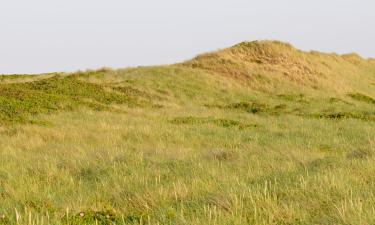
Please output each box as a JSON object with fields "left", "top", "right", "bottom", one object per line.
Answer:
{"left": 0, "top": 76, "right": 153, "bottom": 124}
{"left": 348, "top": 92, "right": 375, "bottom": 104}
{"left": 0, "top": 41, "right": 375, "bottom": 224}
{"left": 170, "top": 116, "right": 258, "bottom": 129}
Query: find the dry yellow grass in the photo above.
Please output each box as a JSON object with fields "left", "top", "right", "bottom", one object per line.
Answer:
{"left": 0, "top": 41, "right": 375, "bottom": 224}
{"left": 183, "top": 41, "right": 375, "bottom": 95}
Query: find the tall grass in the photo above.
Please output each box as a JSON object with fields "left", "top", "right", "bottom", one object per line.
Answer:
{"left": 0, "top": 41, "right": 375, "bottom": 224}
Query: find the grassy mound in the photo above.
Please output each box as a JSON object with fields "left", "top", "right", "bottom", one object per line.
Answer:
{"left": 183, "top": 41, "right": 375, "bottom": 94}
{"left": 0, "top": 41, "right": 375, "bottom": 224}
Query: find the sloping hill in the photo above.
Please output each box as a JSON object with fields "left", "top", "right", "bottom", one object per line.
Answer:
{"left": 183, "top": 41, "right": 375, "bottom": 94}
{"left": 1, "top": 41, "right": 374, "bottom": 125}
{"left": 0, "top": 41, "right": 375, "bottom": 225}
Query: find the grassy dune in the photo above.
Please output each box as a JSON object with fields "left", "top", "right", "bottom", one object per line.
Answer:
{"left": 0, "top": 41, "right": 375, "bottom": 224}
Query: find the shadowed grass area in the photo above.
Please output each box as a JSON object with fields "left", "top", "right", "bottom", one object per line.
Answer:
{"left": 0, "top": 41, "right": 375, "bottom": 224}
{"left": 348, "top": 92, "right": 375, "bottom": 104}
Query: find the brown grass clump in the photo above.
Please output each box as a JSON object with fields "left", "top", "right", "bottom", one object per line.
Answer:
{"left": 229, "top": 41, "right": 316, "bottom": 75}
{"left": 182, "top": 40, "right": 372, "bottom": 93}
{"left": 183, "top": 41, "right": 319, "bottom": 84}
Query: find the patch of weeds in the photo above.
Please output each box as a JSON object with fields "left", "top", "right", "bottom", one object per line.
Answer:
{"left": 306, "top": 112, "right": 375, "bottom": 121}
{"left": 215, "top": 100, "right": 374, "bottom": 122}
{"left": 29, "top": 119, "right": 53, "bottom": 127}
{"left": 239, "top": 124, "right": 259, "bottom": 130}
{"left": 170, "top": 116, "right": 256, "bottom": 129}
{"left": 64, "top": 210, "right": 123, "bottom": 225}
{"left": 347, "top": 149, "right": 372, "bottom": 160}
{"left": 348, "top": 93, "right": 375, "bottom": 104}
{"left": 226, "top": 101, "right": 293, "bottom": 115}
{"left": 312, "top": 113, "right": 348, "bottom": 119}
{"left": 0, "top": 76, "right": 147, "bottom": 124}
{"left": 212, "top": 119, "right": 240, "bottom": 127}
{"left": 226, "top": 102, "right": 296, "bottom": 116}
{"left": 170, "top": 116, "right": 205, "bottom": 125}
{"left": 277, "top": 94, "right": 308, "bottom": 103}
{"left": 227, "top": 102, "right": 269, "bottom": 114}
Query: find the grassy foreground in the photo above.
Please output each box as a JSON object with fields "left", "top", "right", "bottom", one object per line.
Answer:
{"left": 0, "top": 41, "right": 375, "bottom": 224}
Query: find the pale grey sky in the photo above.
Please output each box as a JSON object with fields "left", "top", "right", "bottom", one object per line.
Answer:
{"left": 1, "top": 0, "right": 374, "bottom": 74}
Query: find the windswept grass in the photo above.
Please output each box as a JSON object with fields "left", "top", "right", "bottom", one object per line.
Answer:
{"left": 0, "top": 41, "right": 375, "bottom": 224}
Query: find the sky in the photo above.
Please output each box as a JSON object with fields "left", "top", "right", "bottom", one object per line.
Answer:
{"left": 1, "top": 0, "right": 374, "bottom": 74}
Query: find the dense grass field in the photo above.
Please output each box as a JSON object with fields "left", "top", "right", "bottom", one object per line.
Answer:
{"left": 0, "top": 41, "right": 375, "bottom": 224}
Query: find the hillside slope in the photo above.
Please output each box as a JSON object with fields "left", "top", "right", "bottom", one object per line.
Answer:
{"left": 184, "top": 41, "right": 375, "bottom": 94}
{"left": 0, "top": 41, "right": 375, "bottom": 225}
{"left": 1, "top": 41, "right": 374, "bottom": 125}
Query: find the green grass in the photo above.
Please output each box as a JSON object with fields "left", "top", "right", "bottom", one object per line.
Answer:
{"left": 0, "top": 76, "right": 153, "bottom": 124}
{"left": 0, "top": 41, "right": 375, "bottom": 224}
